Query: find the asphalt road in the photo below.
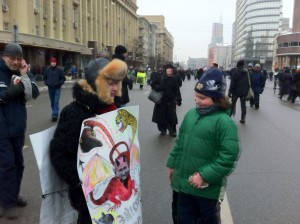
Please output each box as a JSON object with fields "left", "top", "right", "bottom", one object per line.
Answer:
{"left": 1, "top": 77, "right": 300, "bottom": 224}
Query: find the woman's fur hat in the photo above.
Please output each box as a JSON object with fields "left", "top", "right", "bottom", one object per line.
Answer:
{"left": 78, "top": 58, "right": 127, "bottom": 105}
{"left": 95, "top": 59, "right": 127, "bottom": 104}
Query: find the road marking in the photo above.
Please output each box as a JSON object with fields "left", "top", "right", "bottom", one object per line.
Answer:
{"left": 26, "top": 104, "right": 33, "bottom": 108}
{"left": 221, "top": 193, "right": 234, "bottom": 224}
{"left": 23, "top": 145, "right": 29, "bottom": 149}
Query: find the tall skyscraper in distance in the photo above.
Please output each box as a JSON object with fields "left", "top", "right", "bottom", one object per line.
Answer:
{"left": 293, "top": 0, "right": 300, "bottom": 32}
{"left": 208, "top": 22, "right": 232, "bottom": 68}
{"left": 281, "top": 18, "right": 291, "bottom": 32}
{"left": 211, "top": 23, "right": 224, "bottom": 45}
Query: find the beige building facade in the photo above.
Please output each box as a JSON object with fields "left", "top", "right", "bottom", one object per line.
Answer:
{"left": 0, "top": 0, "right": 138, "bottom": 72}
{"left": 142, "top": 15, "right": 174, "bottom": 66}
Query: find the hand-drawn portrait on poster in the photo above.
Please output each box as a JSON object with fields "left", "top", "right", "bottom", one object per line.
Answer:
{"left": 77, "top": 106, "right": 141, "bottom": 224}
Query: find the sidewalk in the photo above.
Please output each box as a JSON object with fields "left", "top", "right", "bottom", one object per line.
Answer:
{"left": 35, "top": 79, "right": 77, "bottom": 92}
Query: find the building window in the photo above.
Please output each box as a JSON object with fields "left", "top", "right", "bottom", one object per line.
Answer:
{"left": 3, "top": 22, "right": 9, "bottom": 31}
{"left": 290, "top": 42, "right": 299, "bottom": 47}
{"left": 33, "top": 0, "right": 39, "bottom": 9}
{"left": 62, "top": 5, "right": 65, "bottom": 20}
{"left": 73, "top": 5, "right": 78, "bottom": 23}
{"left": 35, "top": 25, "right": 40, "bottom": 36}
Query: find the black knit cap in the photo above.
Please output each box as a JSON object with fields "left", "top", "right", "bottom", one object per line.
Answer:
{"left": 237, "top": 60, "right": 244, "bottom": 68}
{"left": 3, "top": 43, "right": 23, "bottom": 58}
{"left": 164, "top": 63, "right": 174, "bottom": 70}
{"left": 114, "top": 45, "right": 127, "bottom": 55}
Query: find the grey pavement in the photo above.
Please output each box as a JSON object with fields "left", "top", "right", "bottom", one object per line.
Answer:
{"left": 35, "top": 79, "right": 77, "bottom": 92}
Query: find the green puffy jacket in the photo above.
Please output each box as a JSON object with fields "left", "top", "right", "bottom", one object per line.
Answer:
{"left": 166, "top": 108, "right": 240, "bottom": 200}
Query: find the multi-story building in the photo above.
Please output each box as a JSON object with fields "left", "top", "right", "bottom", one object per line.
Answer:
{"left": 137, "top": 16, "right": 157, "bottom": 69}
{"left": 281, "top": 18, "right": 291, "bottom": 32}
{"left": 231, "top": 21, "right": 236, "bottom": 67}
{"left": 293, "top": 0, "right": 300, "bottom": 33}
{"left": 233, "top": 0, "right": 282, "bottom": 70}
{"left": 274, "top": 0, "right": 300, "bottom": 69}
{"left": 142, "top": 15, "right": 174, "bottom": 67}
{"left": 214, "top": 43, "right": 232, "bottom": 70}
{"left": 208, "top": 23, "right": 224, "bottom": 66}
{"left": 211, "top": 23, "right": 224, "bottom": 45}
{"left": 0, "top": 0, "right": 138, "bottom": 72}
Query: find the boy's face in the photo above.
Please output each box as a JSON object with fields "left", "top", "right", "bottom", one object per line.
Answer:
{"left": 194, "top": 92, "right": 214, "bottom": 108}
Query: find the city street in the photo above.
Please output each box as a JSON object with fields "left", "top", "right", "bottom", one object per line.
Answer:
{"left": 1, "top": 77, "right": 300, "bottom": 224}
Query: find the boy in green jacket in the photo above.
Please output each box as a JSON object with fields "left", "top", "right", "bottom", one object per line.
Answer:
{"left": 167, "top": 68, "right": 240, "bottom": 224}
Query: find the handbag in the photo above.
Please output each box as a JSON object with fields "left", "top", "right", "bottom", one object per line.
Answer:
{"left": 148, "top": 89, "right": 163, "bottom": 104}
{"left": 246, "top": 71, "right": 254, "bottom": 101}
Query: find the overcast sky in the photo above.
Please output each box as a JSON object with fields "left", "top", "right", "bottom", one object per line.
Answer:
{"left": 137, "top": 0, "right": 294, "bottom": 62}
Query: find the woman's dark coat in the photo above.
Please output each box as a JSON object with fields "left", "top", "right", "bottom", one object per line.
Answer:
{"left": 150, "top": 72, "right": 181, "bottom": 125}
{"left": 50, "top": 81, "right": 116, "bottom": 214}
{"left": 115, "top": 76, "right": 133, "bottom": 106}
{"left": 280, "top": 72, "right": 293, "bottom": 95}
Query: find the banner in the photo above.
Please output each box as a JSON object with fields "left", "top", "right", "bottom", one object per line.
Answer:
{"left": 30, "top": 126, "right": 78, "bottom": 224}
{"left": 77, "top": 106, "right": 142, "bottom": 224}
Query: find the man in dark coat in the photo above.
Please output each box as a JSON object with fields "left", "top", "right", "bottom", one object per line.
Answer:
{"left": 151, "top": 64, "right": 181, "bottom": 137}
{"left": 228, "top": 60, "right": 250, "bottom": 124}
{"left": 250, "top": 64, "right": 266, "bottom": 109}
{"left": 0, "top": 43, "right": 36, "bottom": 219}
{"left": 50, "top": 58, "right": 127, "bottom": 224}
{"left": 43, "top": 57, "right": 66, "bottom": 121}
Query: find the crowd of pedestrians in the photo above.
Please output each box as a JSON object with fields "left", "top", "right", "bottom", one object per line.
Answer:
{"left": 274, "top": 66, "right": 300, "bottom": 103}
{"left": 1, "top": 41, "right": 299, "bottom": 223}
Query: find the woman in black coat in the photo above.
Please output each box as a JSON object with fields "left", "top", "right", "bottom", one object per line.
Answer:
{"left": 279, "top": 68, "right": 293, "bottom": 99}
{"left": 151, "top": 64, "right": 181, "bottom": 137}
{"left": 50, "top": 58, "right": 127, "bottom": 224}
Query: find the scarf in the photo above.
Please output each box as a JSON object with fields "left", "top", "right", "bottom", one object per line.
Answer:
{"left": 196, "top": 105, "right": 220, "bottom": 116}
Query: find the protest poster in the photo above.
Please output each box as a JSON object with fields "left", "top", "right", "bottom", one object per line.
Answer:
{"left": 77, "top": 106, "right": 142, "bottom": 224}
{"left": 30, "top": 126, "right": 78, "bottom": 224}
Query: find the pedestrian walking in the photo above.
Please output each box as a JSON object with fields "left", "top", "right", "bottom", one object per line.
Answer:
{"left": 70, "top": 65, "right": 77, "bottom": 79}
{"left": 136, "top": 68, "right": 146, "bottom": 89}
{"left": 0, "top": 43, "right": 38, "bottom": 220}
{"left": 151, "top": 64, "right": 181, "bottom": 137}
{"left": 279, "top": 68, "right": 293, "bottom": 100}
{"left": 195, "top": 68, "right": 204, "bottom": 80}
{"left": 273, "top": 68, "right": 281, "bottom": 92}
{"left": 43, "top": 57, "right": 65, "bottom": 121}
{"left": 146, "top": 68, "right": 152, "bottom": 85}
{"left": 249, "top": 64, "right": 266, "bottom": 109}
{"left": 167, "top": 69, "right": 240, "bottom": 224}
{"left": 112, "top": 45, "right": 133, "bottom": 107}
{"left": 50, "top": 58, "right": 127, "bottom": 224}
{"left": 228, "top": 60, "right": 250, "bottom": 124}
{"left": 290, "top": 66, "right": 300, "bottom": 103}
